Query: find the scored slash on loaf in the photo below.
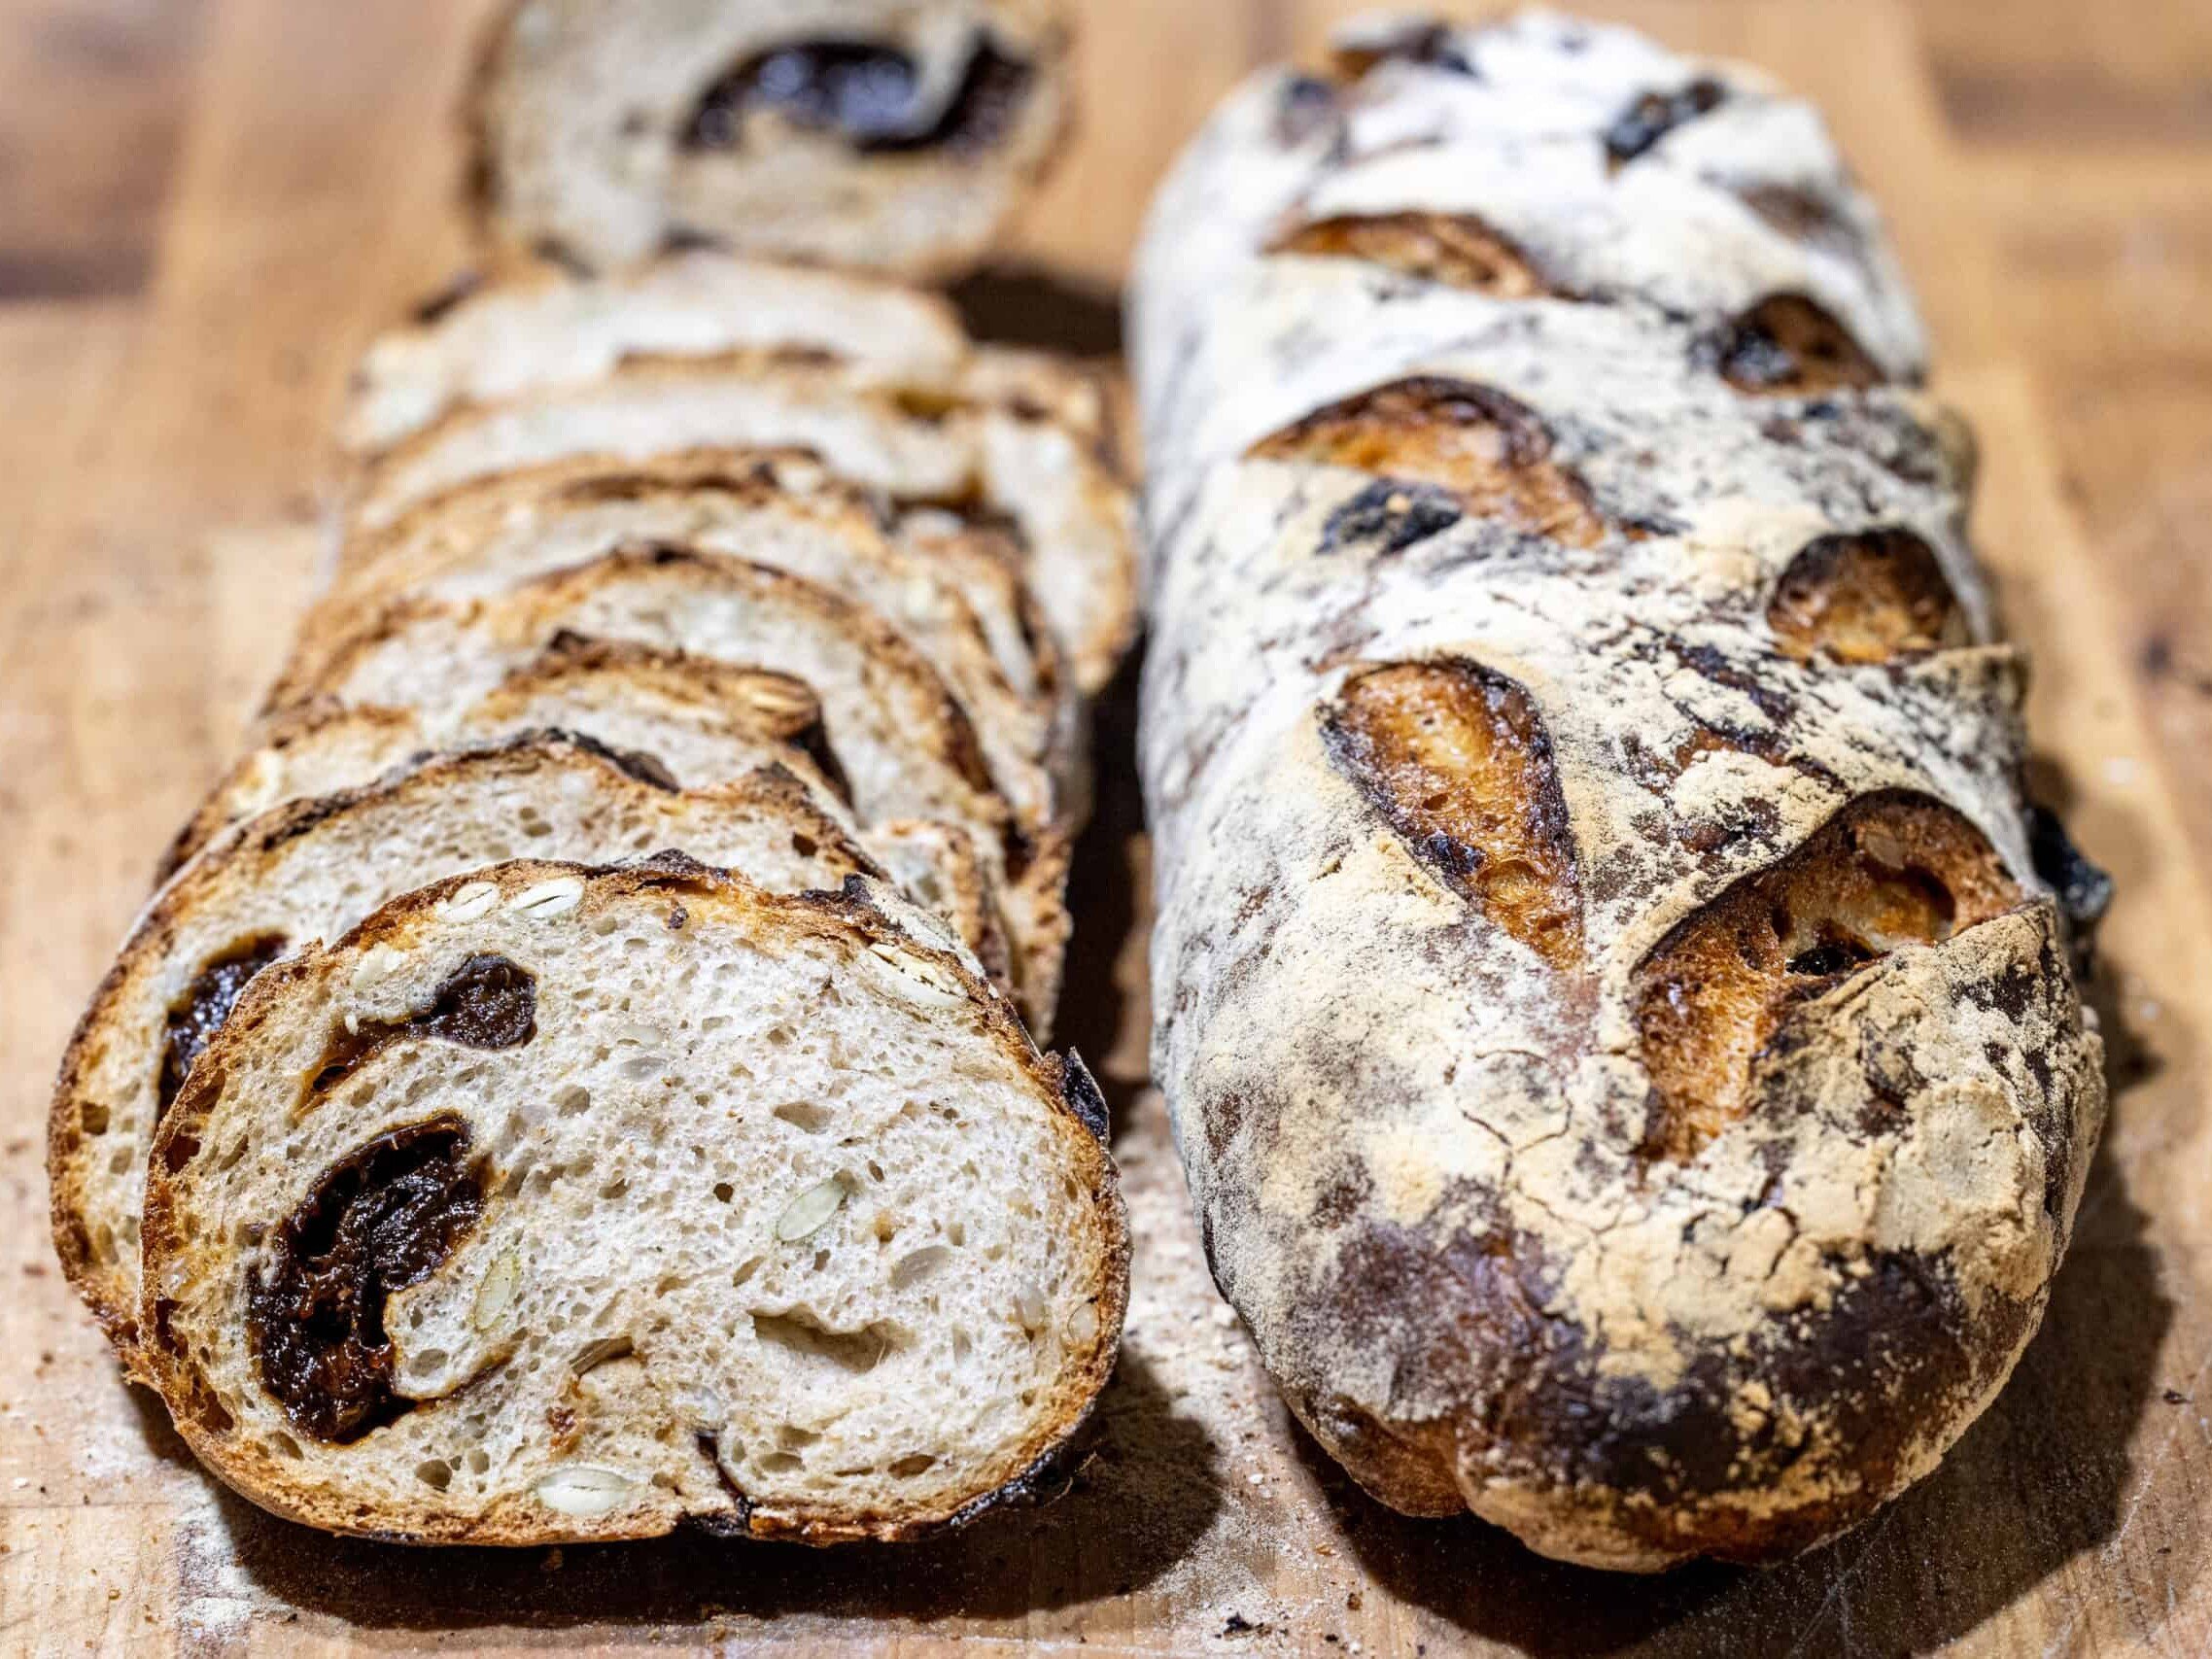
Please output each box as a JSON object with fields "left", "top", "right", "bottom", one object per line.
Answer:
{"left": 1129, "top": 11, "right": 2108, "bottom": 1571}
{"left": 51, "top": 0, "right": 1135, "bottom": 1548}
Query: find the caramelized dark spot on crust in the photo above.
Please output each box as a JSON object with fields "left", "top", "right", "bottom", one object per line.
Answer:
{"left": 1737, "top": 184, "right": 1864, "bottom": 263}
{"left": 1713, "top": 294, "right": 1885, "bottom": 396}
{"left": 1271, "top": 212, "right": 1553, "bottom": 297}
{"left": 159, "top": 937, "right": 290, "bottom": 1117}
{"left": 1634, "top": 793, "right": 2021, "bottom": 1161}
{"left": 1322, "top": 661, "right": 1583, "bottom": 969}
{"left": 1318, "top": 479, "right": 1464, "bottom": 557}
{"left": 1768, "top": 529, "right": 1967, "bottom": 663}
{"left": 1603, "top": 77, "right": 1727, "bottom": 168}
{"left": 1248, "top": 378, "right": 1611, "bottom": 550}
{"left": 247, "top": 1115, "right": 486, "bottom": 1442}
{"left": 681, "top": 39, "right": 1032, "bottom": 156}
{"left": 2027, "top": 804, "right": 2114, "bottom": 931}
{"left": 1330, "top": 22, "right": 1477, "bottom": 80}
{"left": 1274, "top": 74, "right": 1341, "bottom": 145}
{"left": 311, "top": 954, "right": 537, "bottom": 1094}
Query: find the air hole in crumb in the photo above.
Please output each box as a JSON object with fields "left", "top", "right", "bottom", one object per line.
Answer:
{"left": 889, "top": 1453, "right": 936, "bottom": 1477}
{"left": 415, "top": 1459, "right": 453, "bottom": 1491}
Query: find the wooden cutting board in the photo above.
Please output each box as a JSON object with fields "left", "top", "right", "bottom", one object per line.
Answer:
{"left": 2, "top": 1, "right": 2207, "bottom": 1652}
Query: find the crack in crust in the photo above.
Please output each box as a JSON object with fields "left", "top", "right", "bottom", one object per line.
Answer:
{"left": 1768, "top": 529, "right": 1968, "bottom": 664}
{"left": 1247, "top": 378, "right": 1612, "bottom": 550}
{"left": 1321, "top": 661, "right": 1583, "bottom": 970}
{"left": 1633, "top": 792, "right": 2022, "bottom": 1162}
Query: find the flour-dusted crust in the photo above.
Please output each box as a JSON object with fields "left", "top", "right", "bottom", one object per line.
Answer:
{"left": 1130, "top": 11, "right": 2106, "bottom": 1570}
{"left": 467, "top": 0, "right": 1074, "bottom": 280}
{"left": 139, "top": 856, "right": 1126, "bottom": 1544}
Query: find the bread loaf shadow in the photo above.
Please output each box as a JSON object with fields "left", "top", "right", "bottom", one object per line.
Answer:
{"left": 190, "top": 1351, "right": 1219, "bottom": 1629}
{"left": 948, "top": 264, "right": 1123, "bottom": 359}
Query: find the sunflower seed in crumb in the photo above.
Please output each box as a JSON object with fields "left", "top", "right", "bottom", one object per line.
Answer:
{"left": 890, "top": 1245, "right": 952, "bottom": 1289}
{"left": 442, "top": 881, "right": 500, "bottom": 922}
{"left": 776, "top": 1179, "right": 847, "bottom": 1242}
{"left": 1068, "top": 1301, "right": 1100, "bottom": 1346}
{"left": 472, "top": 1249, "right": 520, "bottom": 1331}
{"left": 511, "top": 876, "right": 585, "bottom": 918}
{"left": 864, "top": 942, "right": 966, "bottom": 1010}
{"left": 742, "top": 680, "right": 815, "bottom": 724}
{"left": 1014, "top": 1285, "right": 1048, "bottom": 1333}
{"left": 348, "top": 942, "right": 406, "bottom": 992}
{"left": 534, "top": 1466, "right": 635, "bottom": 1515}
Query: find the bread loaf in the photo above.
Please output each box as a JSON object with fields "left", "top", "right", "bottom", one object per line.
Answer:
{"left": 467, "top": 1, "right": 1073, "bottom": 278}
{"left": 52, "top": 143, "right": 1133, "bottom": 1545}
{"left": 138, "top": 856, "right": 1125, "bottom": 1543}
{"left": 1129, "top": 12, "right": 2106, "bottom": 1570}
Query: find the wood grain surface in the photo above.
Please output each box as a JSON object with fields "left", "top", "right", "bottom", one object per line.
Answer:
{"left": 1, "top": 1, "right": 2207, "bottom": 1653}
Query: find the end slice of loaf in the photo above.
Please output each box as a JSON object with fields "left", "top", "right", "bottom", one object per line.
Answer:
{"left": 467, "top": 1, "right": 1074, "bottom": 278}
{"left": 344, "top": 360, "right": 1135, "bottom": 695}
{"left": 52, "top": 732, "right": 893, "bottom": 1357}
{"left": 139, "top": 855, "right": 1125, "bottom": 1543}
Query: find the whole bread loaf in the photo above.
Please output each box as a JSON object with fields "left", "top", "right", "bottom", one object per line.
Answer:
{"left": 1128, "top": 11, "right": 2107, "bottom": 1570}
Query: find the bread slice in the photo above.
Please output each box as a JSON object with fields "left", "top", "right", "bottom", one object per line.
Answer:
{"left": 168, "top": 641, "right": 1017, "bottom": 1011}
{"left": 345, "top": 359, "right": 1135, "bottom": 695}
{"left": 166, "top": 638, "right": 850, "bottom": 875}
{"left": 319, "top": 450, "right": 1069, "bottom": 819}
{"left": 340, "top": 253, "right": 974, "bottom": 456}
{"left": 52, "top": 733, "right": 893, "bottom": 1357}
{"left": 467, "top": 1, "right": 1074, "bottom": 279}
{"left": 267, "top": 549, "right": 1067, "bottom": 1023}
{"left": 138, "top": 855, "right": 1125, "bottom": 1543}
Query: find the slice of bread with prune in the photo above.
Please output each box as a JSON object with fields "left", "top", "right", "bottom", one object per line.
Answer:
{"left": 139, "top": 856, "right": 1126, "bottom": 1543}
{"left": 52, "top": 733, "right": 889, "bottom": 1358}
{"left": 467, "top": 2, "right": 1073, "bottom": 279}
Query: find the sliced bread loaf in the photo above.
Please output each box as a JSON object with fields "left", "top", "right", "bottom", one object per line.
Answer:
{"left": 266, "top": 548, "right": 1067, "bottom": 1023}
{"left": 340, "top": 253, "right": 973, "bottom": 456}
{"left": 166, "top": 638, "right": 850, "bottom": 876}
{"left": 467, "top": 1, "right": 1074, "bottom": 279}
{"left": 345, "top": 360, "right": 1135, "bottom": 695}
{"left": 53, "top": 733, "right": 889, "bottom": 1356}
{"left": 318, "top": 450, "right": 1070, "bottom": 816}
{"left": 139, "top": 855, "right": 1125, "bottom": 1542}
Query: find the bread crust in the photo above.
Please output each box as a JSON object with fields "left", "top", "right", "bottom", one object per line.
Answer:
{"left": 137, "top": 856, "right": 1128, "bottom": 1544}
{"left": 1129, "top": 12, "right": 2106, "bottom": 1570}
